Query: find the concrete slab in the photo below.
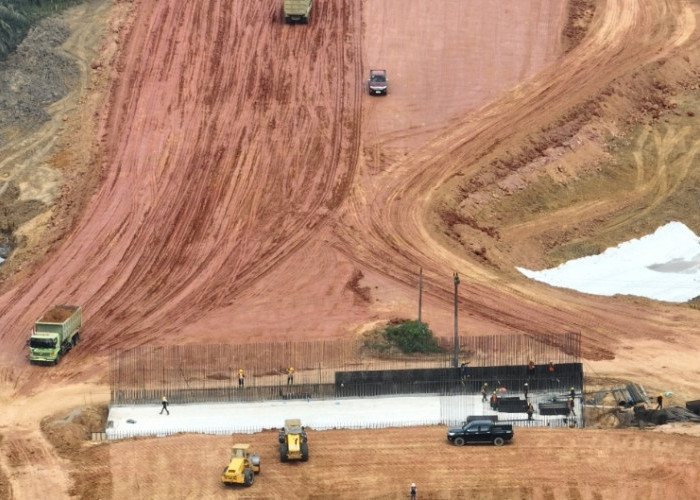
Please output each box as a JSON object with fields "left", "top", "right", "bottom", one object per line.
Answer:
{"left": 106, "top": 393, "right": 580, "bottom": 439}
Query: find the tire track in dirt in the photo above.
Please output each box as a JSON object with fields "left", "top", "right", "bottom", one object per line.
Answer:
{"left": 106, "top": 426, "right": 700, "bottom": 499}
{"left": 0, "top": 0, "right": 363, "bottom": 361}
{"left": 333, "top": 0, "right": 699, "bottom": 358}
{"left": 0, "top": 426, "right": 72, "bottom": 499}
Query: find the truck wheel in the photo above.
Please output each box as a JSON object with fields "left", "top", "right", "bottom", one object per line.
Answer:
{"left": 280, "top": 444, "right": 288, "bottom": 462}
{"left": 301, "top": 442, "right": 309, "bottom": 461}
{"left": 493, "top": 437, "right": 505, "bottom": 446}
{"left": 73, "top": 333, "right": 80, "bottom": 345}
{"left": 453, "top": 437, "right": 465, "bottom": 446}
{"left": 244, "top": 468, "right": 254, "bottom": 486}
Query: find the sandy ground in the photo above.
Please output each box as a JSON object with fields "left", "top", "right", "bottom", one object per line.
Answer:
{"left": 105, "top": 426, "right": 700, "bottom": 500}
{"left": 1, "top": 0, "right": 700, "bottom": 498}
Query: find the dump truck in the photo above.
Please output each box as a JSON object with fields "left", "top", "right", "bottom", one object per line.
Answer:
{"left": 27, "top": 305, "right": 82, "bottom": 365}
{"left": 284, "top": 0, "right": 312, "bottom": 24}
{"left": 278, "top": 418, "right": 309, "bottom": 462}
{"left": 221, "top": 444, "right": 261, "bottom": 486}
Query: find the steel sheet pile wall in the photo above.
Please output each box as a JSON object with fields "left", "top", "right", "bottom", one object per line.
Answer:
{"left": 110, "top": 338, "right": 453, "bottom": 404}
{"left": 110, "top": 332, "right": 581, "bottom": 404}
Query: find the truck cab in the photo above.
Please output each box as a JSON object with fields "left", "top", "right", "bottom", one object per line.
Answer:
{"left": 28, "top": 333, "right": 61, "bottom": 364}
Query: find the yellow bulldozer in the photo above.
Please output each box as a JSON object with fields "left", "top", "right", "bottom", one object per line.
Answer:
{"left": 221, "top": 443, "right": 261, "bottom": 486}
{"left": 278, "top": 418, "right": 309, "bottom": 462}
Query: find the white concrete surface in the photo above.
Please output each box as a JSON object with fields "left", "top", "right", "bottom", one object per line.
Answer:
{"left": 106, "top": 393, "right": 579, "bottom": 439}
{"left": 518, "top": 221, "right": 700, "bottom": 302}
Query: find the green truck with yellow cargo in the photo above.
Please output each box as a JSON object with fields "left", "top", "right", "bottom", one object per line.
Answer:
{"left": 27, "top": 305, "right": 82, "bottom": 365}
{"left": 283, "top": 0, "right": 312, "bottom": 24}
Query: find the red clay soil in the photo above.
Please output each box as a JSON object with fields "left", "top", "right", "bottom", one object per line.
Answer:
{"left": 2, "top": 0, "right": 700, "bottom": 497}
{"left": 38, "top": 305, "right": 78, "bottom": 323}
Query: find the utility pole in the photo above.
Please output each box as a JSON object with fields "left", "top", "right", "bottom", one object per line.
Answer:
{"left": 453, "top": 272, "right": 460, "bottom": 368}
{"left": 418, "top": 267, "right": 423, "bottom": 324}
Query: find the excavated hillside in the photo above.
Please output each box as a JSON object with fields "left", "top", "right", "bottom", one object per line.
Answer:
{"left": 0, "top": 0, "right": 700, "bottom": 498}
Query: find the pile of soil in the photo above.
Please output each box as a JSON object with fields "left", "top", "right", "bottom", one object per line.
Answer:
{"left": 40, "top": 405, "right": 112, "bottom": 499}
{"left": 40, "top": 406, "right": 107, "bottom": 456}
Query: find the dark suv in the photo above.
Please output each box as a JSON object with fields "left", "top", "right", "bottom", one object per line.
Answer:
{"left": 368, "top": 69, "right": 388, "bottom": 96}
{"left": 446, "top": 420, "right": 514, "bottom": 446}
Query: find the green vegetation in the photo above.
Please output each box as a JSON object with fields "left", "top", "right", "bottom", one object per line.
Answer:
{"left": 0, "top": 0, "right": 83, "bottom": 60}
{"left": 363, "top": 319, "right": 443, "bottom": 355}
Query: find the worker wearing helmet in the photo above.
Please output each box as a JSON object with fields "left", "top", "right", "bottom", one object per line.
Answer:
{"left": 490, "top": 391, "right": 498, "bottom": 410}
{"left": 656, "top": 393, "right": 663, "bottom": 410}
{"left": 160, "top": 395, "right": 169, "bottom": 415}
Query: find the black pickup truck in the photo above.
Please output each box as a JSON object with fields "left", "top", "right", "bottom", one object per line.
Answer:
{"left": 446, "top": 420, "right": 514, "bottom": 446}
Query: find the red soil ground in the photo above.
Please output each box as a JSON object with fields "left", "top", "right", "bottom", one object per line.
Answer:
{"left": 1, "top": 0, "right": 700, "bottom": 498}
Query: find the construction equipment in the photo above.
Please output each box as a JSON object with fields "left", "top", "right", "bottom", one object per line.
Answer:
{"left": 27, "top": 305, "right": 82, "bottom": 365}
{"left": 278, "top": 418, "right": 309, "bottom": 462}
{"left": 283, "top": 0, "right": 312, "bottom": 24}
{"left": 221, "top": 444, "right": 261, "bottom": 486}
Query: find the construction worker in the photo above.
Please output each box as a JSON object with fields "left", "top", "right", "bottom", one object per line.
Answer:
{"left": 238, "top": 368, "right": 245, "bottom": 388}
{"left": 160, "top": 396, "right": 169, "bottom": 415}
{"left": 459, "top": 362, "right": 470, "bottom": 385}
{"left": 567, "top": 397, "right": 576, "bottom": 416}
{"left": 527, "top": 359, "right": 535, "bottom": 372}
{"left": 527, "top": 402, "right": 534, "bottom": 421}
{"left": 410, "top": 482, "right": 417, "bottom": 500}
{"left": 548, "top": 361, "right": 555, "bottom": 373}
{"left": 490, "top": 391, "right": 499, "bottom": 410}
{"left": 656, "top": 393, "right": 663, "bottom": 410}
{"left": 481, "top": 382, "right": 488, "bottom": 402}
{"left": 570, "top": 387, "right": 575, "bottom": 399}
{"left": 524, "top": 382, "right": 529, "bottom": 398}
{"left": 287, "top": 366, "right": 295, "bottom": 385}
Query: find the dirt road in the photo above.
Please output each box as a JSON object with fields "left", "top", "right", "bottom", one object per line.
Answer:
{"left": 1, "top": 0, "right": 700, "bottom": 498}
{"left": 108, "top": 426, "right": 700, "bottom": 500}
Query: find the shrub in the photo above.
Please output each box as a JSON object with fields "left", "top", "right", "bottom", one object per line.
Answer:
{"left": 369, "top": 319, "right": 441, "bottom": 354}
